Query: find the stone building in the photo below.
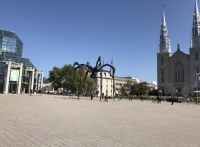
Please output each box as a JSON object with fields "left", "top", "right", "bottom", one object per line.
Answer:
{"left": 157, "top": 1, "right": 200, "bottom": 96}
{"left": 0, "top": 29, "right": 43, "bottom": 94}
{"left": 94, "top": 72, "right": 140, "bottom": 97}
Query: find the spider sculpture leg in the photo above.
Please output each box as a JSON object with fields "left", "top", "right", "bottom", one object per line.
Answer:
{"left": 83, "top": 70, "right": 90, "bottom": 98}
{"left": 98, "top": 64, "right": 116, "bottom": 101}
{"left": 71, "top": 62, "right": 86, "bottom": 100}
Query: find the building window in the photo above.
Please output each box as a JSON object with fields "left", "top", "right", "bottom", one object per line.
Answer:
{"left": 161, "top": 69, "right": 164, "bottom": 83}
{"left": 161, "top": 56, "right": 164, "bottom": 64}
{"left": 195, "top": 51, "right": 198, "bottom": 60}
{"left": 174, "top": 64, "right": 184, "bottom": 82}
{"left": 195, "top": 66, "right": 199, "bottom": 81}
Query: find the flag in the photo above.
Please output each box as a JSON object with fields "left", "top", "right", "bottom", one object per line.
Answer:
{"left": 197, "top": 73, "right": 200, "bottom": 76}
{"left": 197, "top": 73, "right": 200, "bottom": 81}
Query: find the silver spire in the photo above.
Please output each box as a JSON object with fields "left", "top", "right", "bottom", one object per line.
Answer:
{"left": 158, "top": 6, "right": 171, "bottom": 53}
{"left": 195, "top": 0, "right": 199, "bottom": 15}
{"left": 191, "top": 0, "right": 200, "bottom": 47}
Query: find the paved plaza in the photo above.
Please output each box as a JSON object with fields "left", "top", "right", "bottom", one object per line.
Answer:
{"left": 0, "top": 94, "right": 200, "bottom": 147}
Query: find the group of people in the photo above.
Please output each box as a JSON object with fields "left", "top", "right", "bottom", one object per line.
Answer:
{"left": 30, "top": 89, "right": 42, "bottom": 96}
{"left": 152, "top": 96, "right": 162, "bottom": 103}
{"left": 97, "top": 93, "right": 108, "bottom": 102}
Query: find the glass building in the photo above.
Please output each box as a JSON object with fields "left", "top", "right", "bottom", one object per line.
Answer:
{"left": 0, "top": 29, "right": 43, "bottom": 94}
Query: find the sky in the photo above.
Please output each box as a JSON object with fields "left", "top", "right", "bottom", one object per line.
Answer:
{"left": 0, "top": 0, "right": 197, "bottom": 83}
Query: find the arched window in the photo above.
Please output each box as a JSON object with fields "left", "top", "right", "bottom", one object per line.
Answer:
{"left": 195, "top": 66, "right": 199, "bottom": 81}
{"left": 174, "top": 64, "right": 184, "bottom": 82}
{"left": 161, "top": 69, "right": 164, "bottom": 83}
{"left": 161, "top": 56, "right": 164, "bottom": 64}
{"left": 195, "top": 51, "right": 198, "bottom": 60}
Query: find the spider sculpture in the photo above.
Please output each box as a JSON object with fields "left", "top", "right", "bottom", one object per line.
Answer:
{"left": 71, "top": 56, "right": 116, "bottom": 101}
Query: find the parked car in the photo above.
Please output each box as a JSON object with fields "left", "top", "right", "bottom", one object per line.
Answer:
{"left": 166, "top": 97, "right": 182, "bottom": 103}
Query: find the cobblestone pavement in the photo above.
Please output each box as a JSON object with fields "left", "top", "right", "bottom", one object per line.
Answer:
{"left": 0, "top": 94, "right": 200, "bottom": 147}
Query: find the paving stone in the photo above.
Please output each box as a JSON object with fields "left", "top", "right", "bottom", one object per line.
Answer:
{"left": 0, "top": 94, "right": 200, "bottom": 147}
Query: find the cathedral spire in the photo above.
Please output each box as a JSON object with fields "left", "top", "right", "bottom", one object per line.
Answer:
{"left": 158, "top": 5, "right": 171, "bottom": 53}
{"left": 191, "top": 0, "right": 200, "bottom": 47}
{"left": 195, "top": 0, "right": 199, "bottom": 15}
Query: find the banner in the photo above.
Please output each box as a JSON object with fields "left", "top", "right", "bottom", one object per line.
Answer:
{"left": 10, "top": 69, "right": 19, "bottom": 81}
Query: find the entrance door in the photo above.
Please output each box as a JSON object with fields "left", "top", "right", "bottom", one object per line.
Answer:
{"left": 9, "top": 82, "right": 18, "bottom": 94}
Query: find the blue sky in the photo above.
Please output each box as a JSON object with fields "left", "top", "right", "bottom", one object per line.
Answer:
{"left": 0, "top": 0, "right": 197, "bottom": 83}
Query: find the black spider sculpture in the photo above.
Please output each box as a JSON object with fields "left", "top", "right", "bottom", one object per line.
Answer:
{"left": 71, "top": 56, "right": 116, "bottom": 101}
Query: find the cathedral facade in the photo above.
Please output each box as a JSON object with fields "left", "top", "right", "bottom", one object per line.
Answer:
{"left": 157, "top": 1, "right": 200, "bottom": 96}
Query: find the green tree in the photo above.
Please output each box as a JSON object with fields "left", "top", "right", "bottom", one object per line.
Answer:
{"left": 49, "top": 64, "right": 95, "bottom": 96}
{"left": 85, "top": 77, "right": 94, "bottom": 95}
{"left": 130, "top": 84, "right": 139, "bottom": 95}
{"left": 120, "top": 85, "right": 127, "bottom": 97}
{"left": 49, "top": 66, "right": 62, "bottom": 90}
{"left": 138, "top": 82, "right": 148, "bottom": 95}
{"left": 61, "top": 64, "right": 74, "bottom": 94}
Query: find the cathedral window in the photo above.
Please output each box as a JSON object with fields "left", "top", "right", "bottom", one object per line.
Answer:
{"left": 174, "top": 64, "right": 184, "bottom": 82}
{"left": 195, "top": 51, "right": 198, "bottom": 60}
{"left": 161, "top": 69, "right": 164, "bottom": 83}
{"left": 161, "top": 56, "right": 164, "bottom": 64}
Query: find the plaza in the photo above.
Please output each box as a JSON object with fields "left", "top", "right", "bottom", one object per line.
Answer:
{"left": 0, "top": 94, "right": 200, "bottom": 147}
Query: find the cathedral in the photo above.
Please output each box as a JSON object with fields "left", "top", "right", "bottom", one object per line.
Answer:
{"left": 157, "top": 0, "right": 200, "bottom": 96}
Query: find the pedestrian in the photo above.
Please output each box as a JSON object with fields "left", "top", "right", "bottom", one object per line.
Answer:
{"left": 159, "top": 97, "right": 162, "bottom": 103}
{"left": 30, "top": 89, "right": 32, "bottom": 96}
{"left": 187, "top": 96, "right": 190, "bottom": 105}
{"left": 141, "top": 95, "right": 144, "bottom": 101}
{"left": 38, "top": 89, "right": 42, "bottom": 96}
{"left": 171, "top": 95, "right": 174, "bottom": 105}
{"left": 91, "top": 93, "right": 93, "bottom": 100}
{"left": 104, "top": 94, "right": 108, "bottom": 102}
{"left": 129, "top": 94, "right": 132, "bottom": 101}
{"left": 157, "top": 96, "right": 159, "bottom": 103}
{"left": 152, "top": 97, "right": 154, "bottom": 103}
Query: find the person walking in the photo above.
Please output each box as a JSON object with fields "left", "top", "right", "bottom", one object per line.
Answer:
{"left": 38, "top": 89, "right": 42, "bottom": 96}
{"left": 156, "top": 96, "right": 159, "bottom": 103}
{"left": 30, "top": 89, "right": 32, "bottom": 96}
{"left": 104, "top": 94, "right": 108, "bottom": 102}
{"left": 129, "top": 94, "right": 132, "bottom": 101}
{"left": 152, "top": 97, "right": 154, "bottom": 103}
{"left": 91, "top": 93, "right": 93, "bottom": 100}
{"left": 141, "top": 95, "right": 144, "bottom": 101}
{"left": 187, "top": 96, "right": 190, "bottom": 105}
{"left": 171, "top": 95, "right": 174, "bottom": 105}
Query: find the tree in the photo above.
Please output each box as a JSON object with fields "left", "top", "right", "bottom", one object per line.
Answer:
{"left": 85, "top": 77, "right": 94, "bottom": 95}
{"left": 138, "top": 82, "right": 148, "bottom": 95}
{"left": 130, "top": 84, "right": 139, "bottom": 95}
{"left": 49, "top": 66, "right": 62, "bottom": 90}
{"left": 130, "top": 82, "right": 149, "bottom": 96}
{"left": 49, "top": 64, "right": 95, "bottom": 95}
{"left": 61, "top": 64, "right": 74, "bottom": 94}
{"left": 120, "top": 85, "right": 127, "bottom": 97}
